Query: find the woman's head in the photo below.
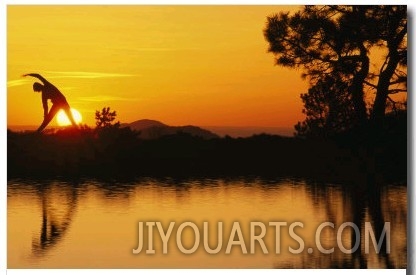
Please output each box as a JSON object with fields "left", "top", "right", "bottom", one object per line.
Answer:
{"left": 33, "top": 82, "right": 43, "bottom": 92}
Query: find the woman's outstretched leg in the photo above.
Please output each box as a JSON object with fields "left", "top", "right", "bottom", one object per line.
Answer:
{"left": 63, "top": 105, "right": 78, "bottom": 127}
{"left": 37, "top": 104, "right": 60, "bottom": 132}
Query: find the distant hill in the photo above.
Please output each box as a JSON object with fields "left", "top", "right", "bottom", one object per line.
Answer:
{"left": 120, "top": 119, "right": 219, "bottom": 140}
{"left": 122, "top": 119, "right": 167, "bottom": 131}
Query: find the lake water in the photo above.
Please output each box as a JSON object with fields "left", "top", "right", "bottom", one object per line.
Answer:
{"left": 7, "top": 177, "right": 407, "bottom": 268}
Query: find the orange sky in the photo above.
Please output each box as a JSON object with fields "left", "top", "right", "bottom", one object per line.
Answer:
{"left": 7, "top": 5, "right": 307, "bottom": 128}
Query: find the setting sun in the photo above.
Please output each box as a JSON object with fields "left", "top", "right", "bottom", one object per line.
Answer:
{"left": 56, "top": 108, "right": 82, "bottom": 126}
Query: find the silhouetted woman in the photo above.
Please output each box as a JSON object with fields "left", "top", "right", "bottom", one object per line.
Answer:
{"left": 23, "top": 73, "right": 77, "bottom": 132}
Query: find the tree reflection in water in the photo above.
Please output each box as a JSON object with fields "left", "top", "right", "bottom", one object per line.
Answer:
{"left": 274, "top": 175, "right": 406, "bottom": 268}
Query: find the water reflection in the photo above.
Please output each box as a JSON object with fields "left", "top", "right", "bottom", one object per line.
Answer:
{"left": 286, "top": 178, "right": 407, "bottom": 268}
{"left": 31, "top": 182, "right": 79, "bottom": 257}
{"left": 7, "top": 178, "right": 406, "bottom": 268}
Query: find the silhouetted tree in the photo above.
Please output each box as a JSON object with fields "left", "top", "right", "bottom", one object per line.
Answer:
{"left": 95, "top": 107, "right": 120, "bottom": 129}
{"left": 295, "top": 76, "right": 354, "bottom": 137}
{"left": 368, "top": 6, "right": 407, "bottom": 125}
{"left": 264, "top": 5, "right": 407, "bottom": 136}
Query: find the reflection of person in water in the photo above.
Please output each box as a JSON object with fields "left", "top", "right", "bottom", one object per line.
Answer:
{"left": 23, "top": 73, "right": 78, "bottom": 132}
{"left": 32, "top": 183, "right": 78, "bottom": 257}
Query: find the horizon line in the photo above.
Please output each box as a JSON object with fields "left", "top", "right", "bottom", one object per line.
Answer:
{"left": 7, "top": 124, "right": 294, "bottom": 137}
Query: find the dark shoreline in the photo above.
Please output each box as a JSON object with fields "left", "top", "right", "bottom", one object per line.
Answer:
{"left": 7, "top": 125, "right": 407, "bottom": 185}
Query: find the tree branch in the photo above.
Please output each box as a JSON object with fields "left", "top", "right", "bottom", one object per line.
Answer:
{"left": 389, "top": 77, "right": 407, "bottom": 86}
{"left": 388, "top": 89, "right": 407, "bottom": 94}
{"left": 363, "top": 80, "right": 377, "bottom": 89}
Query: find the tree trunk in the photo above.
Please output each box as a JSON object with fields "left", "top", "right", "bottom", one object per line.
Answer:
{"left": 372, "top": 17, "right": 407, "bottom": 127}
{"left": 372, "top": 53, "right": 400, "bottom": 126}
{"left": 350, "top": 45, "right": 369, "bottom": 127}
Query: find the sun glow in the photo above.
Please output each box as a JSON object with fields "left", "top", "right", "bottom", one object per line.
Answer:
{"left": 8, "top": 6, "right": 307, "bottom": 129}
{"left": 56, "top": 108, "right": 82, "bottom": 126}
